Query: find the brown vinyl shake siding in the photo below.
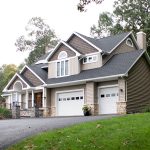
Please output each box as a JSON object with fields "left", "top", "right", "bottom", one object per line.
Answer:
{"left": 126, "top": 56, "right": 150, "bottom": 113}
{"left": 49, "top": 44, "right": 76, "bottom": 61}
{"left": 7, "top": 76, "right": 27, "bottom": 90}
{"left": 68, "top": 35, "right": 99, "bottom": 54}
{"left": 22, "top": 68, "right": 43, "bottom": 86}
{"left": 103, "top": 37, "right": 137, "bottom": 64}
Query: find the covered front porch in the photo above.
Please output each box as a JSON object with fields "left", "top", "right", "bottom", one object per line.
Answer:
{"left": 6, "top": 81, "right": 49, "bottom": 117}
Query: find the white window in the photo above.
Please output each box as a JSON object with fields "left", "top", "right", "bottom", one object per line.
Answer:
{"left": 57, "top": 51, "right": 69, "bottom": 77}
{"left": 126, "top": 38, "right": 133, "bottom": 47}
{"left": 58, "top": 51, "right": 67, "bottom": 59}
{"left": 83, "top": 55, "right": 97, "bottom": 64}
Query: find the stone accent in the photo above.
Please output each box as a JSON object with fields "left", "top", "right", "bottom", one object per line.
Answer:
{"left": 43, "top": 107, "right": 51, "bottom": 117}
{"left": 12, "top": 106, "right": 20, "bottom": 119}
{"left": 89, "top": 104, "right": 99, "bottom": 115}
{"left": 85, "top": 82, "right": 98, "bottom": 115}
{"left": 117, "top": 102, "right": 126, "bottom": 114}
{"left": 118, "top": 78, "right": 126, "bottom": 102}
{"left": 20, "top": 107, "right": 42, "bottom": 118}
{"left": 50, "top": 106, "right": 56, "bottom": 116}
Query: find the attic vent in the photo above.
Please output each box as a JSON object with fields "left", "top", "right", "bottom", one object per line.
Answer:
{"left": 126, "top": 38, "right": 133, "bottom": 47}
{"left": 58, "top": 51, "right": 68, "bottom": 59}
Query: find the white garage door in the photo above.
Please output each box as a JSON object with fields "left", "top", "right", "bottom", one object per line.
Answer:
{"left": 57, "top": 90, "right": 84, "bottom": 116}
{"left": 99, "top": 86, "right": 118, "bottom": 114}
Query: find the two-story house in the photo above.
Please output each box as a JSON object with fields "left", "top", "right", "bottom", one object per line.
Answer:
{"left": 2, "top": 31, "right": 150, "bottom": 117}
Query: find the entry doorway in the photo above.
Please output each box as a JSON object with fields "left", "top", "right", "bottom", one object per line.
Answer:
{"left": 34, "top": 92, "right": 42, "bottom": 108}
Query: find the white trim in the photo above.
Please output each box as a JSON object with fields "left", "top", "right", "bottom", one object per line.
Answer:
{"left": 61, "top": 41, "right": 81, "bottom": 56}
{"left": 35, "top": 60, "right": 48, "bottom": 65}
{"left": 83, "top": 54, "right": 98, "bottom": 64}
{"left": 48, "top": 56, "right": 77, "bottom": 63}
{"left": 47, "top": 41, "right": 81, "bottom": 61}
{"left": 3, "top": 73, "right": 30, "bottom": 92}
{"left": 130, "top": 32, "right": 139, "bottom": 49}
{"left": 108, "top": 32, "right": 132, "bottom": 54}
{"left": 55, "top": 89, "right": 84, "bottom": 116}
{"left": 124, "top": 50, "right": 145, "bottom": 75}
{"left": 126, "top": 38, "right": 134, "bottom": 47}
{"left": 98, "top": 84, "right": 118, "bottom": 89}
{"left": 56, "top": 59, "right": 69, "bottom": 77}
{"left": 13, "top": 81, "right": 23, "bottom": 91}
{"left": 73, "top": 32, "right": 102, "bottom": 52}
{"left": 58, "top": 51, "right": 68, "bottom": 59}
{"left": 21, "top": 65, "right": 45, "bottom": 84}
{"left": 44, "top": 74, "right": 125, "bottom": 88}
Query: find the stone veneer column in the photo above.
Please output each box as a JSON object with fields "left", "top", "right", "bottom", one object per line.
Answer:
{"left": 12, "top": 106, "right": 20, "bottom": 119}
{"left": 85, "top": 82, "right": 98, "bottom": 115}
{"left": 117, "top": 78, "right": 127, "bottom": 114}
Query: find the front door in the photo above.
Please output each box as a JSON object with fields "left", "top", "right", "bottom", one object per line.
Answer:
{"left": 34, "top": 93, "right": 42, "bottom": 108}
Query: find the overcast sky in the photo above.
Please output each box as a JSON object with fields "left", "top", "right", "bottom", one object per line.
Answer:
{"left": 0, "top": 0, "right": 114, "bottom": 66}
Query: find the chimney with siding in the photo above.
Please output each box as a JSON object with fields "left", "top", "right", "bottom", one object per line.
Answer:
{"left": 136, "top": 31, "right": 146, "bottom": 50}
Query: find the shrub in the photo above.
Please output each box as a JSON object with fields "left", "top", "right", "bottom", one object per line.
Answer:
{"left": 0, "top": 107, "right": 12, "bottom": 119}
{"left": 142, "top": 105, "right": 150, "bottom": 113}
{"left": 82, "top": 105, "right": 92, "bottom": 116}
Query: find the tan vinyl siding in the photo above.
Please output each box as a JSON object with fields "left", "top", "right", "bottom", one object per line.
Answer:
{"left": 81, "top": 53, "right": 102, "bottom": 70}
{"left": 48, "top": 62, "right": 56, "bottom": 78}
{"left": 7, "top": 76, "right": 27, "bottom": 90}
{"left": 103, "top": 37, "right": 137, "bottom": 64}
{"left": 98, "top": 80, "right": 118, "bottom": 87}
{"left": 68, "top": 35, "right": 99, "bottom": 54}
{"left": 49, "top": 44, "right": 76, "bottom": 61}
{"left": 22, "top": 68, "right": 43, "bottom": 86}
{"left": 126, "top": 56, "right": 150, "bottom": 113}
{"left": 69, "top": 57, "right": 80, "bottom": 75}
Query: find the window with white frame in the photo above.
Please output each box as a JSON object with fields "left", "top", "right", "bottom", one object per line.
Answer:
{"left": 126, "top": 38, "right": 133, "bottom": 47}
{"left": 83, "top": 55, "right": 97, "bottom": 64}
{"left": 57, "top": 51, "right": 69, "bottom": 77}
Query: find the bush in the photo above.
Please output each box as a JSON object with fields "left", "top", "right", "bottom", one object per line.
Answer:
{"left": 0, "top": 107, "right": 12, "bottom": 119}
{"left": 142, "top": 105, "right": 150, "bottom": 113}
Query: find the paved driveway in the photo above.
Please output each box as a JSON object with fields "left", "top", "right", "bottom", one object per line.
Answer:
{"left": 0, "top": 115, "right": 120, "bottom": 149}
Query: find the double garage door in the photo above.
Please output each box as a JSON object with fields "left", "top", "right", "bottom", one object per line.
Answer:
{"left": 57, "top": 90, "right": 84, "bottom": 116}
{"left": 56, "top": 86, "right": 118, "bottom": 116}
{"left": 99, "top": 86, "right": 119, "bottom": 114}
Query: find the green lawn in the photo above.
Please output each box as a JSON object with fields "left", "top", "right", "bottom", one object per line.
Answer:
{"left": 8, "top": 113, "right": 150, "bottom": 150}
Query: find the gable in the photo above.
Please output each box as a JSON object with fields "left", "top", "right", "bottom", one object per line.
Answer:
{"left": 7, "top": 76, "right": 27, "bottom": 90}
{"left": 49, "top": 44, "right": 76, "bottom": 61}
{"left": 68, "top": 34, "right": 99, "bottom": 54}
{"left": 103, "top": 36, "right": 137, "bottom": 64}
{"left": 21, "top": 68, "right": 43, "bottom": 86}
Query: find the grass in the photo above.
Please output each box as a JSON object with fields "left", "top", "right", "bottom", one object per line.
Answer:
{"left": 0, "top": 107, "right": 11, "bottom": 119}
{"left": 8, "top": 113, "right": 150, "bottom": 150}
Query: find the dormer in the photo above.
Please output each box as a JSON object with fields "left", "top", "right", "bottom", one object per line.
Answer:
{"left": 48, "top": 41, "right": 81, "bottom": 78}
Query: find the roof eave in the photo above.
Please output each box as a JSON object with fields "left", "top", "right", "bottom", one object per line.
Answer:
{"left": 43, "top": 74, "right": 125, "bottom": 88}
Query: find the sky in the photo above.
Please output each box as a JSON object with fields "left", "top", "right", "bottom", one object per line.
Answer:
{"left": 0, "top": 0, "right": 114, "bottom": 66}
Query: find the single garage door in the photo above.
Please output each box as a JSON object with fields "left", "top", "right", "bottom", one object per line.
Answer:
{"left": 99, "top": 86, "right": 118, "bottom": 114}
{"left": 57, "top": 90, "right": 84, "bottom": 116}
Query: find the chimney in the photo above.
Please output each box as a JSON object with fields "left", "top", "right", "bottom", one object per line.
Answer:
{"left": 136, "top": 31, "right": 146, "bottom": 50}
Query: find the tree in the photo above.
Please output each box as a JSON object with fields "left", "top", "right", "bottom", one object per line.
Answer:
{"left": 0, "top": 64, "right": 17, "bottom": 100}
{"left": 91, "top": 0, "right": 150, "bottom": 54}
{"left": 77, "top": 0, "right": 104, "bottom": 12}
{"left": 15, "top": 17, "right": 58, "bottom": 65}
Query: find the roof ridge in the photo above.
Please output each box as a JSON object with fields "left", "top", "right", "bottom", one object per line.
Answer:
{"left": 76, "top": 31, "right": 131, "bottom": 41}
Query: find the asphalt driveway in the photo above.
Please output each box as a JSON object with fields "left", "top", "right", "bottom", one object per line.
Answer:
{"left": 0, "top": 115, "right": 120, "bottom": 149}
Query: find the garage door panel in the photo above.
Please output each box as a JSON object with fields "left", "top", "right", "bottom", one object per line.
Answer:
{"left": 57, "top": 90, "right": 84, "bottom": 116}
{"left": 99, "top": 86, "right": 118, "bottom": 114}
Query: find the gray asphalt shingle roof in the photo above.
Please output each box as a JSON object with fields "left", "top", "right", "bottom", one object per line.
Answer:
{"left": 28, "top": 63, "right": 48, "bottom": 82}
{"left": 46, "top": 50, "right": 144, "bottom": 85}
{"left": 77, "top": 32, "right": 131, "bottom": 53}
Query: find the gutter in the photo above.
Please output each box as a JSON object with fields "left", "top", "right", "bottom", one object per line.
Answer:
{"left": 43, "top": 73, "right": 125, "bottom": 88}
